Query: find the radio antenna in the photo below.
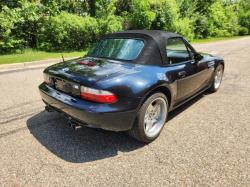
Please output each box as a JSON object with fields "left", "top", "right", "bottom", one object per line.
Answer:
{"left": 61, "top": 53, "right": 65, "bottom": 63}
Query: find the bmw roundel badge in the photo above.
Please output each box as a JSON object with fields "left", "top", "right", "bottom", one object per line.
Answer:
{"left": 62, "top": 68, "right": 69, "bottom": 72}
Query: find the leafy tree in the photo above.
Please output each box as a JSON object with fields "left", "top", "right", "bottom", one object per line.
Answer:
{"left": 0, "top": 0, "right": 44, "bottom": 53}
{"left": 95, "top": 0, "right": 123, "bottom": 35}
{"left": 40, "top": 0, "right": 90, "bottom": 16}
{"left": 177, "top": 0, "right": 197, "bottom": 18}
{"left": 150, "top": 0, "right": 179, "bottom": 31}
{"left": 15, "top": 0, "right": 45, "bottom": 48}
{"left": 130, "top": 0, "right": 156, "bottom": 29}
{"left": 175, "top": 18, "right": 195, "bottom": 41}
{"left": 115, "top": 0, "right": 134, "bottom": 16}
{"left": 40, "top": 11, "right": 99, "bottom": 51}
{"left": 0, "top": 0, "right": 20, "bottom": 11}
{"left": 0, "top": 0, "right": 249, "bottom": 54}
{"left": 238, "top": 0, "right": 250, "bottom": 33}
{"left": 88, "top": 0, "right": 97, "bottom": 17}
{"left": 239, "top": 27, "right": 249, "bottom": 35}
{"left": 0, "top": 6, "right": 24, "bottom": 53}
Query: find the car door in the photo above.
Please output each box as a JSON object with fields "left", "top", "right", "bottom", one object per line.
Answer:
{"left": 166, "top": 37, "right": 209, "bottom": 101}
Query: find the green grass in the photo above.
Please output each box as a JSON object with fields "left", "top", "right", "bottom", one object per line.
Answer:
{"left": 0, "top": 50, "right": 87, "bottom": 65}
{"left": 190, "top": 35, "right": 249, "bottom": 44}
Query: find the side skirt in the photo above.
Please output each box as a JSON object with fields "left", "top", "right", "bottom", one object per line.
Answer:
{"left": 170, "top": 84, "right": 210, "bottom": 112}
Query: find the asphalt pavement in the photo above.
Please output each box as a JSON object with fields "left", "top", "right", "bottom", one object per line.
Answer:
{"left": 0, "top": 37, "right": 250, "bottom": 186}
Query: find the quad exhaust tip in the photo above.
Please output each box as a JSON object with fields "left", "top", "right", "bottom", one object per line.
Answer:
{"left": 72, "top": 124, "right": 82, "bottom": 130}
{"left": 68, "top": 121, "right": 73, "bottom": 128}
{"left": 45, "top": 106, "right": 81, "bottom": 130}
{"left": 45, "top": 106, "right": 53, "bottom": 112}
{"left": 68, "top": 121, "right": 82, "bottom": 130}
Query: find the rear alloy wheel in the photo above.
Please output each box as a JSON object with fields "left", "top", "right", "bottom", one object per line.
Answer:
{"left": 128, "top": 92, "right": 168, "bottom": 142}
{"left": 208, "top": 64, "right": 224, "bottom": 92}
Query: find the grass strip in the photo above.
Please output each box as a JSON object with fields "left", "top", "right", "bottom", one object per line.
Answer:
{"left": 0, "top": 51, "right": 87, "bottom": 65}
{"left": 191, "top": 35, "right": 249, "bottom": 44}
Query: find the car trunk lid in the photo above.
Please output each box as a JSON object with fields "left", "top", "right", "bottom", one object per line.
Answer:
{"left": 44, "top": 57, "right": 133, "bottom": 97}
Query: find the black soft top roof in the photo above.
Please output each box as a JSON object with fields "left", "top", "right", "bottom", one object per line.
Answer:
{"left": 100, "top": 30, "right": 183, "bottom": 66}
{"left": 106, "top": 30, "right": 182, "bottom": 39}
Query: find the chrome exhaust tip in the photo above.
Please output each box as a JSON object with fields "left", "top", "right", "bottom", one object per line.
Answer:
{"left": 45, "top": 106, "right": 53, "bottom": 112}
{"left": 72, "top": 123, "right": 82, "bottom": 130}
{"left": 68, "top": 121, "right": 81, "bottom": 130}
{"left": 68, "top": 121, "right": 73, "bottom": 128}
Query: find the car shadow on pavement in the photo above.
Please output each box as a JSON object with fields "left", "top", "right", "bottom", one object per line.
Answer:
{"left": 27, "top": 91, "right": 210, "bottom": 163}
{"left": 27, "top": 111, "right": 147, "bottom": 163}
{"left": 167, "top": 91, "right": 210, "bottom": 121}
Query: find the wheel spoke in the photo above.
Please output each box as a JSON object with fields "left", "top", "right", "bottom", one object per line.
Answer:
{"left": 215, "top": 76, "right": 218, "bottom": 84}
{"left": 145, "top": 120, "right": 153, "bottom": 132}
{"left": 143, "top": 97, "right": 167, "bottom": 137}
{"left": 152, "top": 118, "right": 157, "bottom": 124}
{"left": 144, "top": 118, "right": 149, "bottom": 124}
{"left": 148, "top": 104, "right": 154, "bottom": 112}
{"left": 153, "top": 102, "right": 159, "bottom": 112}
{"left": 157, "top": 104, "right": 160, "bottom": 114}
{"left": 153, "top": 112, "right": 160, "bottom": 120}
{"left": 214, "top": 68, "right": 223, "bottom": 89}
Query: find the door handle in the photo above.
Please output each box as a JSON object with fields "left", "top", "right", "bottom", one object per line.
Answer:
{"left": 178, "top": 71, "right": 186, "bottom": 76}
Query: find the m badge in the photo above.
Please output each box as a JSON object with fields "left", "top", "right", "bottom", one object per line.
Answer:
{"left": 208, "top": 60, "right": 215, "bottom": 67}
{"left": 73, "top": 85, "right": 79, "bottom": 89}
{"left": 62, "top": 68, "right": 69, "bottom": 72}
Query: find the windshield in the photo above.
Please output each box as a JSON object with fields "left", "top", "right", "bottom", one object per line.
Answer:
{"left": 86, "top": 39, "right": 144, "bottom": 60}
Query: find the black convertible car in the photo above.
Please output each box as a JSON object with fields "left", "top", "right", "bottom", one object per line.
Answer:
{"left": 39, "top": 30, "right": 224, "bottom": 142}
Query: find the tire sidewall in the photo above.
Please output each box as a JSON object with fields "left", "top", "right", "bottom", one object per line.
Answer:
{"left": 137, "top": 92, "right": 168, "bottom": 142}
{"left": 211, "top": 64, "right": 224, "bottom": 92}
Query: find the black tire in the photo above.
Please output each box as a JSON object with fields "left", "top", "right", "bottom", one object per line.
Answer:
{"left": 208, "top": 64, "right": 224, "bottom": 92}
{"left": 127, "top": 92, "right": 168, "bottom": 143}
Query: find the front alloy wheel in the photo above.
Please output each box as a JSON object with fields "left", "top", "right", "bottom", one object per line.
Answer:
{"left": 208, "top": 64, "right": 224, "bottom": 92}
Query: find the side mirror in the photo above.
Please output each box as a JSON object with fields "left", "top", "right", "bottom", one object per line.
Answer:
{"left": 194, "top": 53, "right": 204, "bottom": 65}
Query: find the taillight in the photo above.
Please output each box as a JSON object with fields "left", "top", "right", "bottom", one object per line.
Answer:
{"left": 80, "top": 86, "right": 117, "bottom": 103}
{"left": 43, "top": 73, "right": 50, "bottom": 84}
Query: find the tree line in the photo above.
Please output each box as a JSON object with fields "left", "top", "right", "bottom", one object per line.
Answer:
{"left": 0, "top": 0, "right": 249, "bottom": 54}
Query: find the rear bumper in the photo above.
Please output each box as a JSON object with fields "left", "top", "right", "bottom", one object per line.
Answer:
{"left": 39, "top": 82, "right": 142, "bottom": 131}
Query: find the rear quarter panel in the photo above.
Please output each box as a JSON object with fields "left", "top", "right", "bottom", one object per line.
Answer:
{"left": 92, "top": 65, "right": 175, "bottom": 99}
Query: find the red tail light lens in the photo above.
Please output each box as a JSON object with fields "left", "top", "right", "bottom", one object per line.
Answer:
{"left": 80, "top": 86, "right": 117, "bottom": 103}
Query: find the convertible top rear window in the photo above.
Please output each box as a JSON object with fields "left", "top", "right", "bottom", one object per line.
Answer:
{"left": 86, "top": 39, "right": 144, "bottom": 60}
